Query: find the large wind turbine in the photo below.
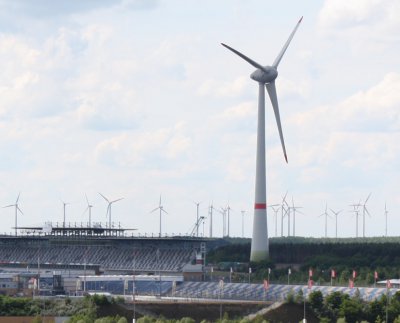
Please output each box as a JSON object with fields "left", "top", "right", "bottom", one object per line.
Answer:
{"left": 3, "top": 193, "right": 23, "bottom": 236}
{"left": 222, "top": 17, "right": 302, "bottom": 261}
{"left": 99, "top": 193, "right": 124, "bottom": 229}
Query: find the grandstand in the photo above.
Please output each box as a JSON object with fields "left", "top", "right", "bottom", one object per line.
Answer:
{"left": 0, "top": 223, "right": 206, "bottom": 275}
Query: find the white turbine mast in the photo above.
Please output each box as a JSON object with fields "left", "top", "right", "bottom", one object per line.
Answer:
{"left": 349, "top": 201, "right": 361, "bottom": 238}
{"left": 193, "top": 201, "right": 201, "bottom": 237}
{"left": 208, "top": 202, "right": 215, "bottom": 238}
{"left": 61, "top": 199, "right": 69, "bottom": 228}
{"left": 3, "top": 192, "right": 23, "bottom": 236}
{"left": 361, "top": 193, "right": 372, "bottom": 238}
{"left": 290, "top": 196, "right": 303, "bottom": 237}
{"left": 150, "top": 195, "right": 168, "bottom": 237}
{"left": 83, "top": 194, "right": 94, "bottom": 227}
{"left": 319, "top": 203, "right": 331, "bottom": 238}
{"left": 281, "top": 191, "right": 289, "bottom": 237}
{"left": 218, "top": 206, "right": 227, "bottom": 237}
{"left": 222, "top": 17, "right": 303, "bottom": 261}
{"left": 99, "top": 192, "right": 124, "bottom": 229}
{"left": 329, "top": 208, "right": 343, "bottom": 239}
{"left": 268, "top": 204, "right": 280, "bottom": 237}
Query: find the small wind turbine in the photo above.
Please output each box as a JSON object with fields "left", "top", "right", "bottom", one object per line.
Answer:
{"left": 361, "top": 193, "right": 371, "bottom": 238}
{"left": 99, "top": 193, "right": 124, "bottom": 229}
{"left": 3, "top": 193, "right": 23, "bottom": 236}
{"left": 193, "top": 201, "right": 201, "bottom": 237}
{"left": 268, "top": 204, "right": 280, "bottom": 237}
{"left": 83, "top": 195, "right": 93, "bottom": 227}
{"left": 61, "top": 200, "right": 69, "bottom": 227}
{"left": 319, "top": 203, "right": 331, "bottom": 238}
{"left": 349, "top": 201, "right": 361, "bottom": 238}
{"left": 222, "top": 17, "right": 303, "bottom": 261}
{"left": 209, "top": 202, "right": 216, "bottom": 238}
{"left": 290, "top": 197, "right": 303, "bottom": 237}
{"left": 151, "top": 195, "right": 168, "bottom": 237}
{"left": 226, "top": 204, "right": 232, "bottom": 237}
{"left": 281, "top": 192, "right": 289, "bottom": 237}
{"left": 218, "top": 207, "right": 227, "bottom": 237}
{"left": 384, "top": 202, "right": 389, "bottom": 237}
{"left": 329, "top": 208, "right": 343, "bottom": 239}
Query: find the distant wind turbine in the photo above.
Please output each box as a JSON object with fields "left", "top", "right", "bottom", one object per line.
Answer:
{"left": 349, "top": 201, "right": 361, "bottom": 238}
{"left": 268, "top": 204, "right": 280, "bottom": 237}
{"left": 222, "top": 17, "right": 303, "bottom": 261}
{"left": 329, "top": 208, "right": 343, "bottom": 239}
{"left": 99, "top": 193, "right": 124, "bottom": 229}
{"left": 319, "top": 203, "right": 331, "bottom": 238}
{"left": 151, "top": 195, "right": 168, "bottom": 237}
{"left": 61, "top": 200, "right": 69, "bottom": 227}
{"left": 3, "top": 193, "right": 23, "bottom": 236}
{"left": 361, "top": 193, "right": 371, "bottom": 238}
{"left": 384, "top": 202, "right": 389, "bottom": 237}
{"left": 83, "top": 195, "right": 93, "bottom": 227}
{"left": 193, "top": 201, "right": 201, "bottom": 237}
{"left": 209, "top": 202, "right": 216, "bottom": 238}
{"left": 290, "top": 197, "right": 303, "bottom": 237}
{"left": 281, "top": 192, "right": 289, "bottom": 237}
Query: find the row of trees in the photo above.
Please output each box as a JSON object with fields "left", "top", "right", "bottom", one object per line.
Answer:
{"left": 293, "top": 289, "right": 400, "bottom": 323}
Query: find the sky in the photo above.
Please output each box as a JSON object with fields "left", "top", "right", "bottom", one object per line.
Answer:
{"left": 0, "top": 0, "right": 399, "bottom": 239}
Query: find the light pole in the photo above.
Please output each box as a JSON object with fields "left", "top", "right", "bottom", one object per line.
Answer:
{"left": 248, "top": 267, "right": 252, "bottom": 284}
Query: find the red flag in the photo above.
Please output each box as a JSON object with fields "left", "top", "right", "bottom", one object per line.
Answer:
{"left": 331, "top": 269, "right": 336, "bottom": 278}
{"left": 352, "top": 270, "right": 357, "bottom": 279}
{"left": 308, "top": 279, "right": 313, "bottom": 289}
{"left": 349, "top": 279, "right": 354, "bottom": 288}
{"left": 387, "top": 280, "right": 392, "bottom": 289}
{"left": 309, "top": 268, "right": 313, "bottom": 278}
{"left": 374, "top": 271, "right": 378, "bottom": 279}
{"left": 263, "top": 279, "right": 269, "bottom": 290}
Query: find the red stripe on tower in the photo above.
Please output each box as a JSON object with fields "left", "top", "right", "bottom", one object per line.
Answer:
{"left": 254, "top": 203, "right": 267, "bottom": 209}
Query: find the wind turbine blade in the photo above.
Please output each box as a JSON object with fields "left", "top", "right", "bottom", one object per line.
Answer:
{"left": 3, "top": 204, "right": 14, "bottom": 208}
{"left": 365, "top": 192, "right": 372, "bottom": 204}
{"left": 159, "top": 195, "right": 162, "bottom": 207}
{"left": 17, "top": 206, "right": 24, "bottom": 215}
{"left": 162, "top": 209, "right": 168, "bottom": 214}
{"left": 99, "top": 192, "right": 109, "bottom": 203}
{"left": 266, "top": 81, "right": 288, "bottom": 162}
{"left": 221, "top": 43, "right": 268, "bottom": 72}
{"left": 272, "top": 16, "right": 303, "bottom": 68}
{"left": 111, "top": 198, "right": 124, "bottom": 204}
{"left": 150, "top": 207, "right": 159, "bottom": 213}
{"left": 16, "top": 192, "right": 21, "bottom": 204}
{"left": 85, "top": 194, "right": 90, "bottom": 205}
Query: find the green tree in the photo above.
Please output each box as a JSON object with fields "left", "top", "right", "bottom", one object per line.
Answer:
{"left": 339, "top": 298, "right": 363, "bottom": 323}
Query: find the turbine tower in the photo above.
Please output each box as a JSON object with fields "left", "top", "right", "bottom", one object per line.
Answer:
{"left": 99, "top": 193, "right": 124, "bottom": 229}
{"left": 3, "top": 193, "right": 23, "bottom": 236}
{"left": 84, "top": 195, "right": 93, "bottom": 227}
{"left": 151, "top": 195, "right": 168, "bottom": 237}
{"left": 330, "top": 208, "right": 343, "bottom": 239}
{"left": 61, "top": 200, "right": 69, "bottom": 228}
{"left": 361, "top": 193, "right": 371, "bottom": 238}
{"left": 290, "top": 197, "right": 303, "bottom": 237}
{"left": 208, "top": 202, "right": 215, "bottom": 238}
{"left": 268, "top": 204, "right": 280, "bottom": 237}
{"left": 222, "top": 17, "right": 302, "bottom": 260}
{"left": 319, "top": 203, "right": 330, "bottom": 238}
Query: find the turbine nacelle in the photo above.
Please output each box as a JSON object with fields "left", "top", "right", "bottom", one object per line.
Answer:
{"left": 250, "top": 66, "right": 278, "bottom": 84}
